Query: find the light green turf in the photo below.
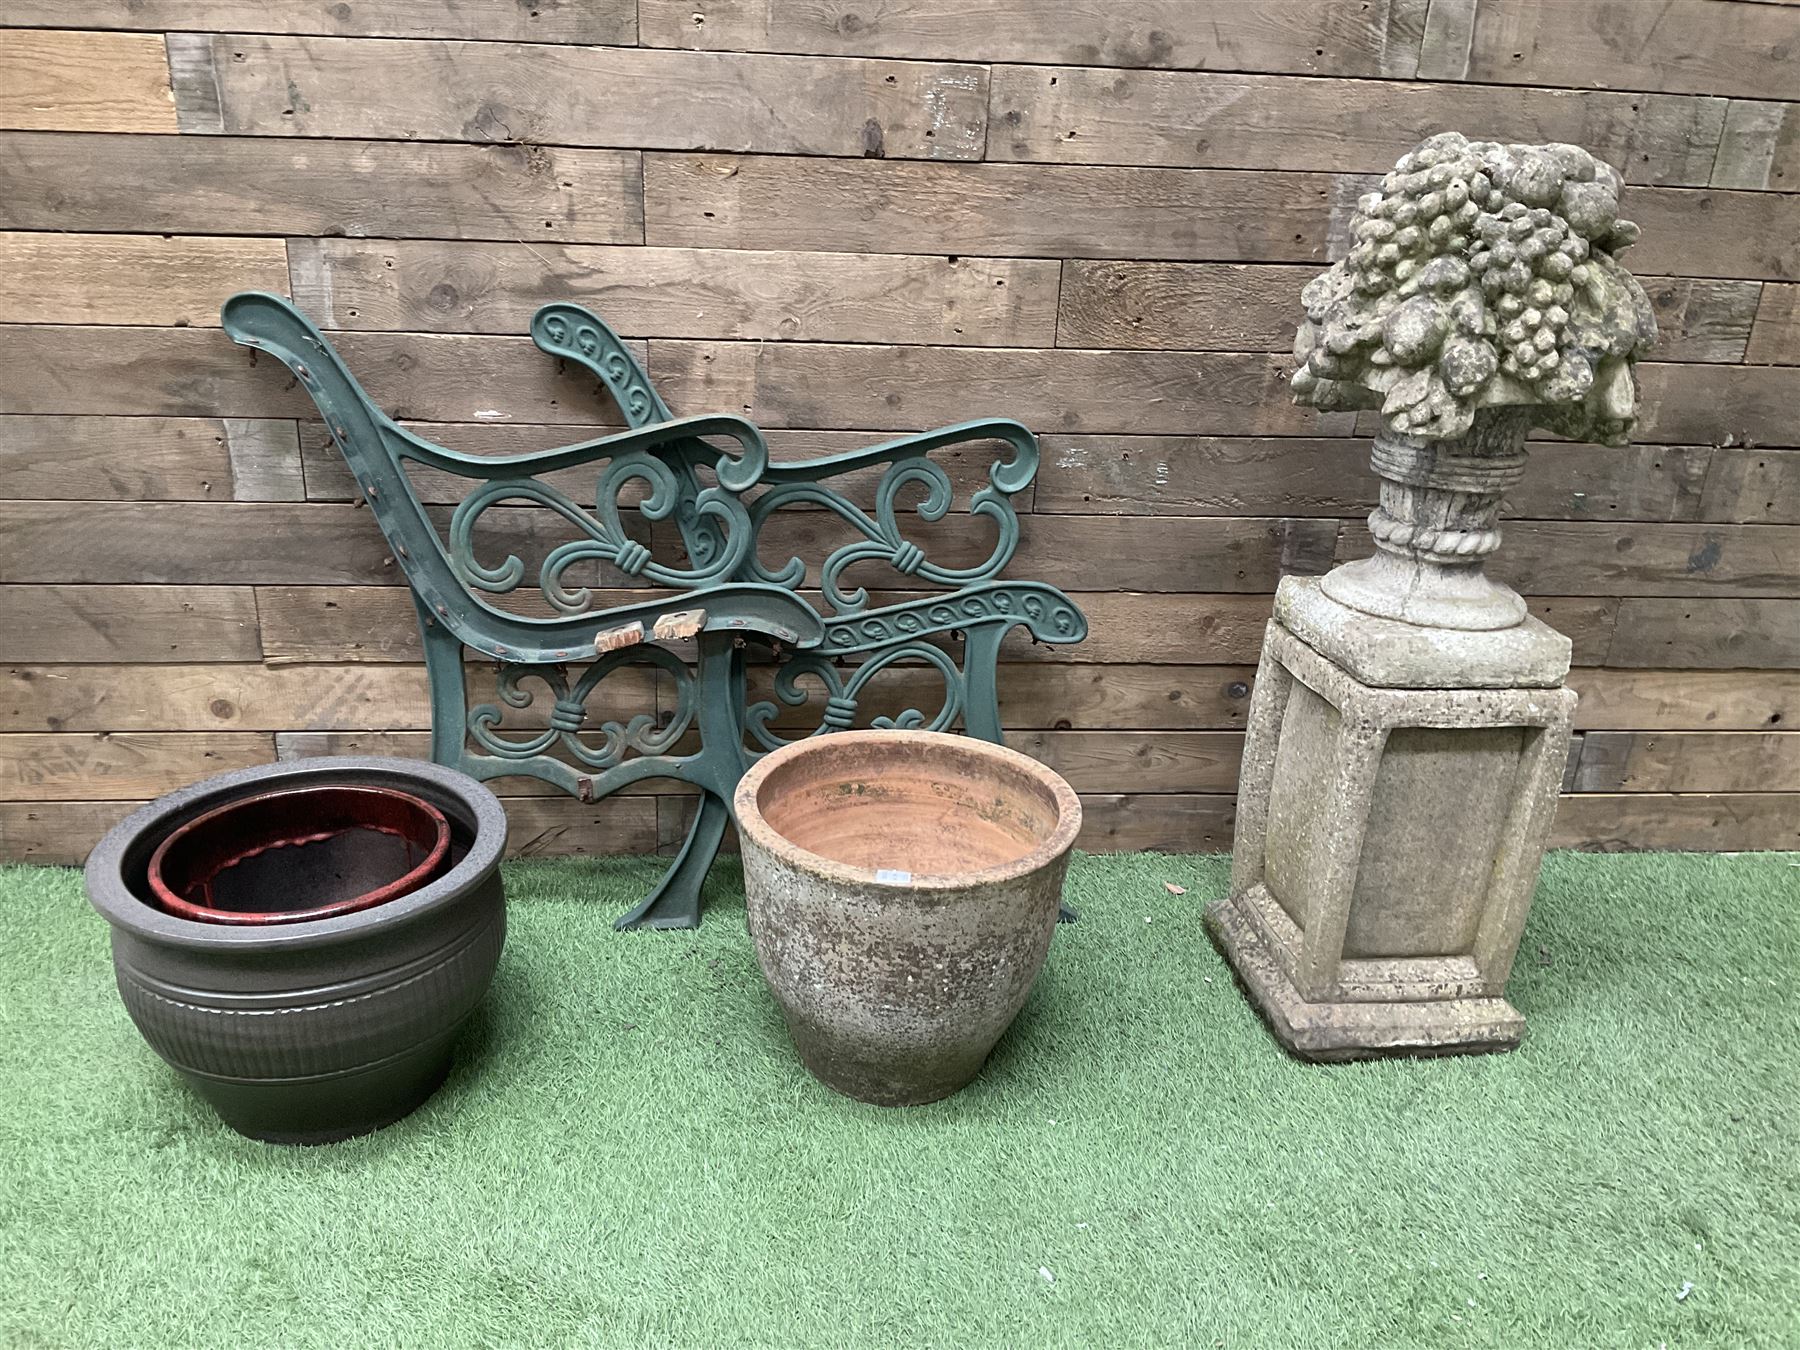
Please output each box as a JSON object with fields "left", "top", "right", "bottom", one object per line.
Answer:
{"left": 1, "top": 852, "right": 1796, "bottom": 1348}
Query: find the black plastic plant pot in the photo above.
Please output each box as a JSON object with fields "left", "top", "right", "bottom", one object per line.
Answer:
{"left": 85, "top": 757, "right": 508, "bottom": 1145}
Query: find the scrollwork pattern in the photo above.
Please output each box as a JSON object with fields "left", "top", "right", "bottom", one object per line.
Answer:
{"left": 744, "top": 455, "right": 1026, "bottom": 615}
{"left": 467, "top": 646, "right": 693, "bottom": 769}
{"left": 745, "top": 642, "right": 965, "bottom": 751}
{"left": 446, "top": 460, "right": 752, "bottom": 613}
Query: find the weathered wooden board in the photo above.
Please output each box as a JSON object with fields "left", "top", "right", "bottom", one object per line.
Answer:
{"left": 1055, "top": 261, "right": 1757, "bottom": 362}
{"left": 1710, "top": 99, "right": 1799, "bottom": 192}
{"left": 1035, "top": 437, "right": 1718, "bottom": 524}
{"left": 1614, "top": 363, "right": 1800, "bottom": 448}
{"left": 1624, "top": 188, "right": 1800, "bottom": 283}
{"left": 287, "top": 239, "right": 1059, "bottom": 346}
{"left": 254, "top": 585, "right": 1620, "bottom": 667}
{"left": 1075, "top": 793, "right": 1239, "bottom": 853}
{"left": 1574, "top": 732, "right": 1800, "bottom": 793}
{"left": 1747, "top": 284, "right": 1800, "bottom": 364}
{"left": 746, "top": 512, "right": 1340, "bottom": 593}
{"left": 1338, "top": 520, "right": 1800, "bottom": 598}
{"left": 644, "top": 154, "right": 1340, "bottom": 262}
{"left": 0, "top": 733, "right": 276, "bottom": 801}
{"left": 1424, "top": 0, "right": 1800, "bottom": 101}
{"left": 172, "top": 34, "right": 988, "bottom": 161}
{"left": 0, "top": 500, "right": 660, "bottom": 587}
{"left": 0, "top": 586, "right": 262, "bottom": 663}
{"left": 0, "top": 801, "right": 138, "bottom": 864}
{"left": 1, "top": 1, "right": 636, "bottom": 44}
{"left": 1006, "top": 730, "right": 1246, "bottom": 793}
{"left": 0, "top": 326, "right": 639, "bottom": 424}
{"left": 1567, "top": 670, "right": 1797, "bottom": 732}
{"left": 3, "top": 664, "right": 437, "bottom": 734}
{"left": 1551, "top": 793, "right": 1800, "bottom": 852}
{"left": 648, "top": 341, "right": 1349, "bottom": 437}
{"left": 0, "top": 30, "right": 175, "bottom": 133}
{"left": 638, "top": 0, "right": 1429, "bottom": 78}
{"left": 0, "top": 416, "right": 303, "bottom": 502}
{"left": 989, "top": 67, "right": 1725, "bottom": 185}
{"left": 500, "top": 797, "right": 662, "bottom": 856}
{"left": 1700, "top": 448, "right": 1800, "bottom": 526}
{"left": 0, "top": 233, "right": 288, "bottom": 327}
{"left": 0, "top": 132, "right": 643, "bottom": 244}
{"left": 1605, "top": 598, "right": 1800, "bottom": 669}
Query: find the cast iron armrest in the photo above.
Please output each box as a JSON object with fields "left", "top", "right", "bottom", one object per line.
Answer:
{"left": 421, "top": 582, "right": 825, "bottom": 667}
{"left": 760, "top": 418, "right": 1038, "bottom": 496}
{"left": 387, "top": 412, "right": 768, "bottom": 491}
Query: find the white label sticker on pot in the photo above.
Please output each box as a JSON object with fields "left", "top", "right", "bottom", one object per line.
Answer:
{"left": 875, "top": 869, "right": 913, "bottom": 884}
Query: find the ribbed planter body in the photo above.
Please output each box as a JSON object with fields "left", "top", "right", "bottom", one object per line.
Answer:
{"left": 85, "top": 758, "right": 507, "bottom": 1144}
{"left": 735, "top": 730, "right": 1081, "bottom": 1106}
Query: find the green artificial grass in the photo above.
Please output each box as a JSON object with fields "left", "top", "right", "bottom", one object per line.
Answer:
{"left": 1, "top": 852, "right": 1796, "bottom": 1348}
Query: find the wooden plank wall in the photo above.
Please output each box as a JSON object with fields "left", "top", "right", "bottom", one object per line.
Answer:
{"left": 2, "top": 2, "right": 1797, "bottom": 863}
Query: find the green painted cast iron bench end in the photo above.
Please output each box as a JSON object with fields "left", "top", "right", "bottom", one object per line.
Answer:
{"left": 222, "top": 291, "right": 1089, "bottom": 929}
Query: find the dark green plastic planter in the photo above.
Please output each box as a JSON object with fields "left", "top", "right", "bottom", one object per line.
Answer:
{"left": 85, "top": 757, "right": 508, "bottom": 1145}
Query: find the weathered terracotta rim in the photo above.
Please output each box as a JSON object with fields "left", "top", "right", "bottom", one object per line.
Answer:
{"left": 732, "top": 729, "right": 1082, "bottom": 892}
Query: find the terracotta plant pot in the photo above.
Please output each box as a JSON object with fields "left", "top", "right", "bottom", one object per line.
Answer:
{"left": 734, "top": 730, "right": 1081, "bottom": 1106}
{"left": 85, "top": 757, "right": 507, "bottom": 1144}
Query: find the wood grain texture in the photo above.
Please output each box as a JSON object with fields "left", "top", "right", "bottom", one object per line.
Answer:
{"left": 1699, "top": 449, "right": 1800, "bottom": 526}
{"left": 1624, "top": 188, "right": 1800, "bottom": 283}
{"left": 173, "top": 34, "right": 988, "bottom": 161}
{"left": 1747, "top": 284, "right": 1800, "bottom": 364}
{"left": 648, "top": 340, "right": 1347, "bottom": 436}
{"left": 1566, "top": 670, "right": 1798, "bottom": 732}
{"left": 287, "top": 239, "right": 1060, "bottom": 346}
{"left": 0, "top": 733, "right": 275, "bottom": 801}
{"left": 1604, "top": 599, "right": 1800, "bottom": 669}
{"left": 989, "top": 66, "right": 1726, "bottom": 185}
{"left": 0, "top": 416, "right": 303, "bottom": 501}
{"left": 639, "top": 0, "right": 1430, "bottom": 77}
{"left": 1338, "top": 520, "right": 1800, "bottom": 598}
{"left": 1573, "top": 732, "right": 1800, "bottom": 793}
{"left": 0, "top": 586, "right": 262, "bottom": 662}
{"left": 1550, "top": 794, "right": 1800, "bottom": 852}
{"left": 1056, "top": 261, "right": 1757, "bottom": 361}
{"left": 3, "top": 664, "right": 437, "bottom": 733}
{"left": 4, "top": 1, "right": 636, "bottom": 44}
{"left": 0, "top": 132, "right": 643, "bottom": 244}
{"left": 644, "top": 153, "right": 1338, "bottom": 262}
{"left": 0, "top": 233, "right": 288, "bottom": 327}
{"left": 0, "top": 326, "right": 639, "bottom": 423}
{"left": 1035, "top": 436, "right": 1721, "bottom": 524}
{"left": 1711, "top": 99, "right": 1798, "bottom": 192}
{"left": 0, "top": 30, "right": 175, "bottom": 133}
{"left": 1447, "top": 0, "right": 1800, "bottom": 101}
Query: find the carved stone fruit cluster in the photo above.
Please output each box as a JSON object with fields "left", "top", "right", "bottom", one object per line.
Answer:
{"left": 1291, "top": 132, "right": 1658, "bottom": 445}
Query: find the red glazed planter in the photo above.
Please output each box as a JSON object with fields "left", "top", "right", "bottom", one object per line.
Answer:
{"left": 147, "top": 784, "right": 452, "bottom": 926}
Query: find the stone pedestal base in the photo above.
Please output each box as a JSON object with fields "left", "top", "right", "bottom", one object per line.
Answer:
{"left": 1209, "top": 577, "right": 1575, "bottom": 1062}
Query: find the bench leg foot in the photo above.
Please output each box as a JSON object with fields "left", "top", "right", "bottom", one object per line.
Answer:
{"left": 614, "top": 793, "right": 728, "bottom": 931}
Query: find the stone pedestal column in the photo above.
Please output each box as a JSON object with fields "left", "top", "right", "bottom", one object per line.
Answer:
{"left": 1207, "top": 132, "right": 1657, "bottom": 1060}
